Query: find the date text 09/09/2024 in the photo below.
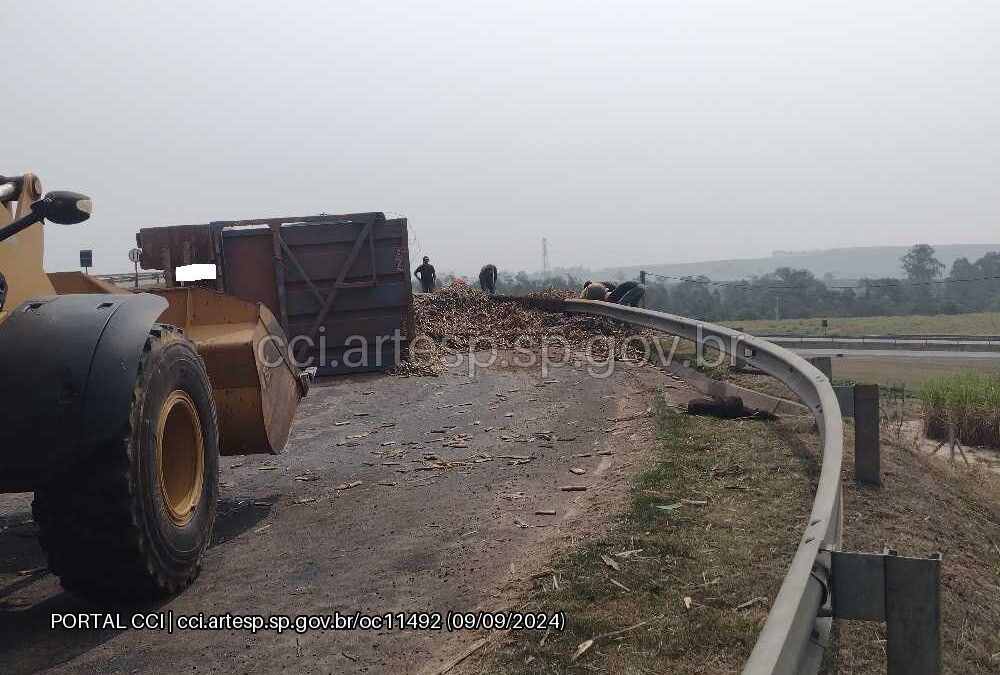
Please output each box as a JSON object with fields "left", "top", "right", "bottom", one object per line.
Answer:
{"left": 50, "top": 611, "right": 566, "bottom": 634}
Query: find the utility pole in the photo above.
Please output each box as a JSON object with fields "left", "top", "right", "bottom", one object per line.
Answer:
{"left": 775, "top": 295, "right": 781, "bottom": 321}
{"left": 542, "top": 238, "right": 549, "bottom": 275}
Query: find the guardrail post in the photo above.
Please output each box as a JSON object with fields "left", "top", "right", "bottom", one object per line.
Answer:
{"left": 854, "top": 384, "right": 880, "bottom": 486}
{"left": 808, "top": 356, "right": 833, "bottom": 380}
{"left": 831, "top": 550, "right": 942, "bottom": 675}
{"left": 886, "top": 551, "right": 942, "bottom": 674}
{"left": 833, "top": 384, "right": 855, "bottom": 417}
{"left": 695, "top": 327, "right": 707, "bottom": 365}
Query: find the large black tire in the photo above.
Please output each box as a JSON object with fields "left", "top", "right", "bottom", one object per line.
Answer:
{"left": 32, "top": 325, "right": 219, "bottom": 600}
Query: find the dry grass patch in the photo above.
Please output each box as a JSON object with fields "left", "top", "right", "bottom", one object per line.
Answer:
{"left": 833, "top": 431, "right": 1000, "bottom": 673}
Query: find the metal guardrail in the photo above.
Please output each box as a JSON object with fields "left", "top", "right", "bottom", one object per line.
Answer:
{"left": 762, "top": 334, "right": 1000, "bottom": 351}
{"left": 97, "top": 271, "right": 166, "bottom": 288}
{"left": 565, "top": 300, "right": 844, "bottom": 675}
{"left": 757, "top": 332, "right": 1000, "bottom": 341}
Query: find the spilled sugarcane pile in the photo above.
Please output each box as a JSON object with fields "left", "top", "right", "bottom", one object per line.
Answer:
{"left": 394, "top": 286, "right": 651, "bottom": 376}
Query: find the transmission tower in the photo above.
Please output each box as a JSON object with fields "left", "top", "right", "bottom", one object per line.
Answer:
{"left": 542, "top": 238, "right": 549, "bottom": 275}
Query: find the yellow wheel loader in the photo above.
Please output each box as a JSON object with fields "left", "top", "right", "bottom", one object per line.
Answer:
{"left": 0, "top": 174, "right": 310, "bottom": 599}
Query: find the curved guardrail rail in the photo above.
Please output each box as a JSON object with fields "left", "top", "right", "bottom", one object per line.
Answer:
{"left": 565, "top": 300, "right": 844, "bottom": 675}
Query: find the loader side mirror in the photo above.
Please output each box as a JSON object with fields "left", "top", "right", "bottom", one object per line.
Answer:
{"left": 30, "top": 191, "right": 92, "bottom": 225}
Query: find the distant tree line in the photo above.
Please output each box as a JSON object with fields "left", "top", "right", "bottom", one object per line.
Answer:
{"left": 428, "top": 245, "right": 1000, "bottom": 321}
{"left": 644, "top": 244, "right": 1000, "bottom": 321}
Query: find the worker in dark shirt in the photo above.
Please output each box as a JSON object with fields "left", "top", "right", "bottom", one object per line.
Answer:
{"left": 607, "top": 280, "right": 645, "bottom": 307}
{"left": 479, "top": 264, "right": 498, "bottom": 295}
{"left": 414, "top": 256, "right": 436, "bottom": 293}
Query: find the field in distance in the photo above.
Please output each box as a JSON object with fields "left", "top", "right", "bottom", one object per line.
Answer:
{"left": 727, "top": 311, "right": 1000, "bottom": 337}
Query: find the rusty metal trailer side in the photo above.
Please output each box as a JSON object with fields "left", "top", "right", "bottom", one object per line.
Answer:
{"left": 137, "top": 213, "right": 415, "bottom": 375}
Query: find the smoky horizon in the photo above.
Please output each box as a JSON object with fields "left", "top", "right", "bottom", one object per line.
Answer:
{"left": 6, "top": 1, "right": 999, "bottom": 277}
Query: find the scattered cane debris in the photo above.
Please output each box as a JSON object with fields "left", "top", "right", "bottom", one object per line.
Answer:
{"left": 600, "top": 554, "right": 621, "bottom": 571}
{"left": 734, "top": 596, "right": 769, "bottom": 611}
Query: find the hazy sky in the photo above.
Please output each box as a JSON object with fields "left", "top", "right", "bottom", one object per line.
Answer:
{"left": 7, "top": 1, "right": 999, "bottom": 277}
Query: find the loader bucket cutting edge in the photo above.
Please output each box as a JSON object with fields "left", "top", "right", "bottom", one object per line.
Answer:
{"left": 149, "top": 287, "right": 304, "bottom": 456}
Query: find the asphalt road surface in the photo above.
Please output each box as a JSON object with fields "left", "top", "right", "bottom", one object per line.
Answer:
{"left": 0, "top": 354, "right": 673, "bottom": 675}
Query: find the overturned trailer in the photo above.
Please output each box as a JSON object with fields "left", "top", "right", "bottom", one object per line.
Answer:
{"left": 137, "top": 213, "right": 415, "bottom": 375}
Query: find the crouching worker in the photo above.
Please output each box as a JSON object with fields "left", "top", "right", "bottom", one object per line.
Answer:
{"left": 607, "top": 281, "right": 645, "bottom": 306}
{"left": 580, "top": 281, "right": 610, "bottom": 300}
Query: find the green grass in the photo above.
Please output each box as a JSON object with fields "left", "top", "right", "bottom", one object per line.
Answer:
{"left": 480, "top": 402, "right": 817, "bottom": 674}
{"left": 826, "top": 357, "right": 1000, "bottom": 390}
{"left": 726, "top": 311, "right": 1000, "bottom": 336}
{"left": 920, "top": 372, "right": 1000, "bottom": 446}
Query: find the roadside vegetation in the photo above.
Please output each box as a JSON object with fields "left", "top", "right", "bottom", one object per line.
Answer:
{"left": 470, "top": 379, "right": 1000, "bottom": 674}
{"left": 727, "top": 311, "right": 1000, "bottom": 337}
{"left": 474, "top": 401, "right": 818, "bottom": 674}
{"left": 645, "top": 245, "right": 1000, "bottom": 323}
{"left": 835, "top": 421, "right": 1000, "bottom": 673}
{"left": 920, "top": 373, "right": 1000, "bottom": 447}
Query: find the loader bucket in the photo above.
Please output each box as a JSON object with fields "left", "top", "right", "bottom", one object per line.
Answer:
{"left": 149, "top": 287, "right": 307, "bottom": 455}
{"left": 48, "top": 271, "right": 129, "bottom": 295}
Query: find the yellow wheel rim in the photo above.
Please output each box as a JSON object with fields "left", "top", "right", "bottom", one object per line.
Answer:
{"left": 156, "top": 390, "right": 205, "bottom": 526}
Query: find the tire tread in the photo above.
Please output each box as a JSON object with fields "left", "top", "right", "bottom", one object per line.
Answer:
{"left": 32, "top": 325, "right": 216, "bottom": 599}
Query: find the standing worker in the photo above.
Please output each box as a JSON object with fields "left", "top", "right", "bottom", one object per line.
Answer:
{"left": 414, "top": 256, "right": 436, "bottom": 293}
{"left": 479, "top": 263, "right": 498, "bottom": 295}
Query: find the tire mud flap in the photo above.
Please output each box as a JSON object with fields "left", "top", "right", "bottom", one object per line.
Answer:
{"left": 0, "top": 293, "right": 168, "bottom": 491}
